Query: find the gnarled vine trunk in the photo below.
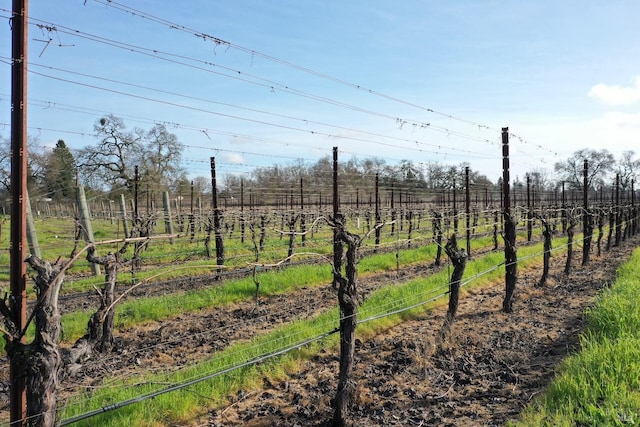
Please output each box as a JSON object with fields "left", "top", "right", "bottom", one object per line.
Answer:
{"left": 565, "top": 216, "right": 577, "bottom": 275}
{"left": 65, "top": 247, "right": 124, "bottom": 374}
{"left": 1, "top": 256, "right": 66, "bottom": 427}
{"left": 537, "top": 217, "right": 552, "bottom": 287}
{"left": 86, "top": 250, "right": 119, "bottom": 352}
{"left": 332, "top": 220, "right": 361, "bottom": 427}
{"left": 440, "top": 234, "right": 467, "bottom": 338}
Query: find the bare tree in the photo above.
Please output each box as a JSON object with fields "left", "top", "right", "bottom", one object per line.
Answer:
{"left": 615, "top": 150, "right": 640, "bottom": 190}
{"left": 0, "top": 135, "right": 49, "bottom": 197}
{"left": 78, "top": 115, "right": 142, "bottom": 191}
{"left": 554, "top": 148, "right": 615, "bottom": 190}
{"left": 527, "top": 168, "right": 553, "bottom": 192}
{"left": 78, "top": 116, "right": 184, "bottom": 193}
{"left": 138, "top": 124, "right": 186, "bottom": 192}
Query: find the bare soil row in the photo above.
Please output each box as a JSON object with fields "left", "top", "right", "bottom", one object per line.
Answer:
{"left": 206, "top": 237, "right": 638, "bottom": 426}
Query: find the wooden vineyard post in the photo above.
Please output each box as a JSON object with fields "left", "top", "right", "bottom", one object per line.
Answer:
{"left": 501, "top": 127, "right": 518, "bottom": 313}
{"left": 189, "top": 180, "right": 196, "bottom": 242}
{"left": 406, "top": 210, "right": 413, "bottom": 248}
{"left": 390, "top": 181, "right": 396, "bottom": 236}
{"left": 453, "top": 177, "right": 458, "bottom": 234}
{"left": 134, "top": 165, "right": 139, "bottom": 221}
{"left": 582, "top": 160, "right": 593, "bottom": 265}
{"left": 465, "top": 166, "right": 471, "bottom": 259}
{"left": 240, "top": 179, "right": 245, "bottom": 244}
{"left": 108, "top": 197, "right": 114, "bottom": 224}
{"left": 615, "top": 173, "right": 621, "bottom": 246}
{"left": 526, "top": 175, "right": 532, "bottom": 242}
{"left": 119, "top": 194, "right": 131, "bottom": 239}
{"left": 330, "top": 216, "right": 361, "bottom": 427}
{"left": 25, "top": 191, "right": 41, "bottom": 258}
{"left": 439, "top": 234, "right": 467, "bottom": 338}
{"left": 300, "top": 178, "right": 307, "bottom": 247}
{"left": 162, "top": 191, "right": 175, "bottom": 244}
{"left": 493, "top": 209, "right": 499, "bottom": 250}
{"left": 433, "top": 211, "right": 443, "bottom": 266}
{"left": 131, "top": 166, "right": 145, "bottom": 269}
{"left": 211, "top": 157, "right": 225, "bottom": 280}
{"left": 632, "top": 179, "right": 637, "bottom": 236}
{"left": 374, "top": 173, "right": 381, "bottom": 252}
{"left": 76, "top": 184, "right": 101, "bottom": 276}
{"left": 561, "top": 182, "right": 566, "bottom": 234}
{"left": 332, "top": 147, "right": 343, "bottom": 289}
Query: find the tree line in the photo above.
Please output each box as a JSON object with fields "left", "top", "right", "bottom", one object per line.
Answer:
{"left": 1, "top": 116, "right": 639, "bottom": 206}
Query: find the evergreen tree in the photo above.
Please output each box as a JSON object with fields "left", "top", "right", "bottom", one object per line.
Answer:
{"left": 44, "top": 140, "right": 76, "bottom": 200}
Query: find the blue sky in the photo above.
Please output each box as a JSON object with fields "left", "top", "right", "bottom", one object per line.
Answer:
{"left": 2, "top": 1, "right": 640, "bottom": 184}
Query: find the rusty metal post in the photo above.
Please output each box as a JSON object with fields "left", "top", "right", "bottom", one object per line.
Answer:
{"left": 465, "top": 166, "right": 471, "bottom": 258}
{"left": 632, "top": 179, "right": 636, "bottom": 235}
{"left": 210, "top": 157, "right": 224, "bottom": 278}
{"left": 615, "top": 173, "right": 621, "bottom": 246}
{"left": 10, "top": 0, "right": 28, "bottom": 423}
{"left": 375, "top": 172, "right": 380, "bottom": 251}
{"left": 526, "top": 175, "right": 532, "bottom": 241}
{"left": 452, "top": 177, "right": 458, "bottom": 233}
{"left": 502, "top": 127, "right": 517, "bottom": 313}
{"left": 332, "top": 147, "right": 342, "bottom": 287}
{"left": 582, "top": 159, "right": 592, "bottom": 265}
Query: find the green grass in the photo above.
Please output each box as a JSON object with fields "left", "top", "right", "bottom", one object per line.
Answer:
{"left": 55, "top": 233, "right": 507, "bottom": 345}
{"left": 54, "top": 242, "right": 442, "bottom": 343}
{"left": 516, "top": 246, "right": 640, "bottom": 427}
{"left": 60, "top": 237, "right": 559, "bottom": 426}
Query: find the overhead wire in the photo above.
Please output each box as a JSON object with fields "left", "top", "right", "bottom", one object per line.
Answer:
{"left": 87, "top": 0, "right": 556, "bottom": 158}
{"left": 0, "top": 11, "right": 504, "bottom": 155}
{"left": 25, "top": 61, "right": 495, "bottom": 158}
{"left": 85, "top": 1, "right": 499, "bottom": 133}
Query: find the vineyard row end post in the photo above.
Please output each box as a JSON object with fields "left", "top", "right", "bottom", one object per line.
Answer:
{"left": 502, "top": 127, "right": 517, "bottom": 313}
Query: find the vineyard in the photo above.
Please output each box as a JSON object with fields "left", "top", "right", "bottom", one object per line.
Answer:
{"left": 1, "top": 147, "right": 639, "bottom": 426}
{"left": 3, "top": 3, "right": 640, "bottom": 426}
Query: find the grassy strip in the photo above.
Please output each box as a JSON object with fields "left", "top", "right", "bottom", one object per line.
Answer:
{"left": 57, "top": 235, "right": 497, "bottom": 343}
{"left": 2, "top": 213, "right": 532, "bottom": 290}
{"left": 515, "top": 246, "right": 640, "bottom": 427}
{"left": 61, "top": 240, "right": 555, "bottom": 426}
{"left": 3, "top": 235, "right": 495, "bottom": 349}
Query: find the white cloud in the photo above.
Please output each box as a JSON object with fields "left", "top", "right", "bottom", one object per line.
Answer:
{"left": 579, "top": 111, "right": 640, "bottom": 159}
{"left": 223, "top": 153, "right": 246, "bottom": 164}
{"left": 598, "top": 111, "right": 640, "bottom": 127}
{"left": 588, "top": 76, "right": 640, "bottom": 106}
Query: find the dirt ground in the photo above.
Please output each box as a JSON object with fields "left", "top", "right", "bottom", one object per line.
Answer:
{"left": 0, "top": 236, "right": 637, "bottom": 426}
{"left": 205, "top": 237, "right": 637, "bottom": 427}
